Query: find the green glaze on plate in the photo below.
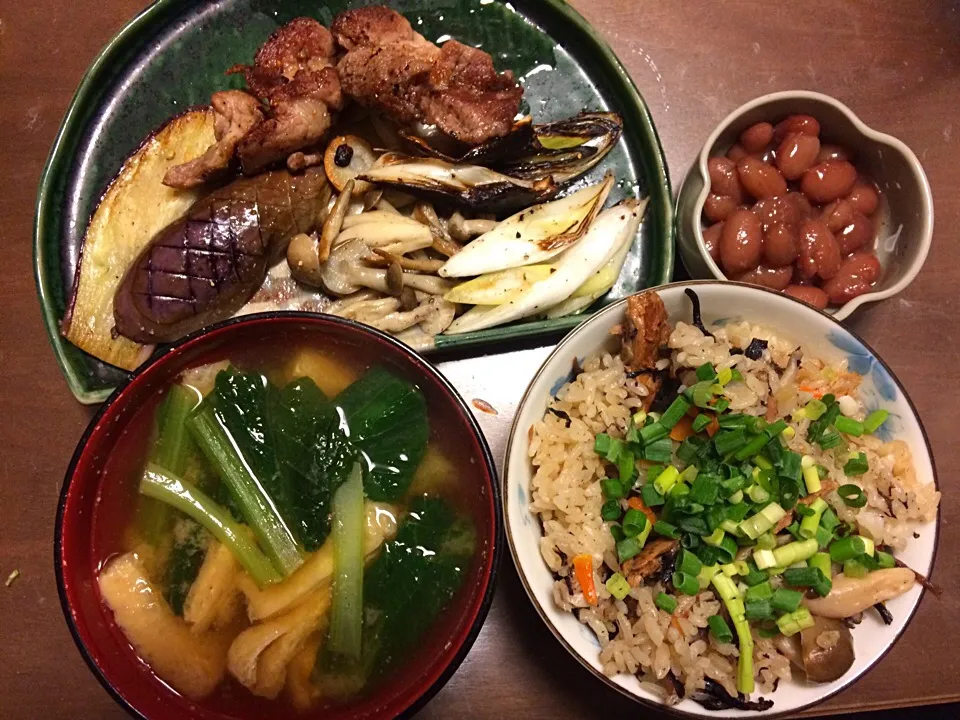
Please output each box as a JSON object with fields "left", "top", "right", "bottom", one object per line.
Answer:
{"left": 34, "top": 0, "right": 673, "bottom": 404}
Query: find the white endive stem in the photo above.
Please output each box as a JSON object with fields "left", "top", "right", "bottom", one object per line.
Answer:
{"left": 444, "top": 198, "right": 642, "bottom": 334}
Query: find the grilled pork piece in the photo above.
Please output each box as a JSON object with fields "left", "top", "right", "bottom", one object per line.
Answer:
{"left": 620, "top": 291, "right": 672, "bottom": 410}
{"left": 332, "top": 6, "right": 522, "bottom": 144}
{"left": 622, "top": 538, "right": 680, "bottom": 587}
{"left": 114, "top": 168, "right": 328, "bottom": 344}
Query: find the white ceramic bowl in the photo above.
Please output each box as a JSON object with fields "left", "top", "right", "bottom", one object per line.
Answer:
{"left": 504, "top": 282, "right": 939, "bottom": 718}
{"left": 675, "top": 91, "right": 934, "bottom": 321}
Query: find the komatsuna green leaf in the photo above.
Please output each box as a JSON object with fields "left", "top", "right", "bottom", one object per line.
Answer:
{"left": 333, "top": 368, "right": 429, "bottom": 501}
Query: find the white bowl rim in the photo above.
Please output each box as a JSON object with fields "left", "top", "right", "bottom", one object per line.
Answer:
{"left": 502, "top": 279, "right": 941, "bottom": 719}
{"left": 688, "top": 90, "right": 935, "bottom": 321}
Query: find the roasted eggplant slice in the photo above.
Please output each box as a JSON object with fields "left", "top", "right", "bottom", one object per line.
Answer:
{"left": 358, "top": 152, "right": 558, "bottom": 214}
{"left": 62, "top": 108, "right": 217, "bottom": 370}
{"left": 113, "top": 167, "right": 328, "bottom": 344}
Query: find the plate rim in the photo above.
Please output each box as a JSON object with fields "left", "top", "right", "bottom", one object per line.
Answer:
{"left": 32, "top": 0, "right": 674, "bottom": 405}
{"left": 501, "top": 279, "right": 941, "bottom": 719}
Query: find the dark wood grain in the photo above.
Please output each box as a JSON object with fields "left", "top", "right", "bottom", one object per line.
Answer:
{"left": 1, "top": 1, "right": 959, "bottom": 718}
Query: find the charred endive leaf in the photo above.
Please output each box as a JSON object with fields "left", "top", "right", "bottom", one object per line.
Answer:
{"left": 444, "top": 198, "right": 642, "bottom": 334}
{"left": 357, "top": 152, "right": 558, "bottom": 215}
{"left": 444, "top": 265, "right": 554, "bottom": 305}
{"left": 438, "top": 174, "right": 613, "bottom": 279}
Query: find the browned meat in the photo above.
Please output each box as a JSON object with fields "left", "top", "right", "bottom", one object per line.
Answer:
{"left": 243, "top": 17, "right": 336, "bottom": 98}
{"left": 238, "top": 96, "right": 332, "bottom": 175}
{"left": 331, "top": 6, "right": 419, "bottom": 50}
{"left": 772, "top": 479, "right": 840, "bottom": 534}
{"left": 621, "top": 291, "right": 672, "bottom": 371}
{"left": 163, "top": 91, "right": 264, "bottom": 189}
{"left": 331, "top": 6, "right": 522, "bottom": 144}
{"left": 622, "top": 538, "right": 680, "bottom": 588}
{"left": 422, "top": 40, "right": 523, "bottom": 144}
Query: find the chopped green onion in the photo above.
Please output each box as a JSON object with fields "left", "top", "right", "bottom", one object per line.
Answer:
{"left": 773, "top": 538, "right": 819, "bottom": 567}
{"left": 837, "top": 483, "right": 867, "bottom": 508}
{"left": 719, "top": 413, "right": 748, "bottom": 429}
{"left": 815, "top": 525, "right": 834, "bottom": 549}
{"left": 735, "top": 434, "right": 770, "bottom": 461}
{"left": 617, "top": 536, "right": 643, "bottom": 562}
{"left": 781, "top": 426, "right": 796, "bottom": 440}
{"left": 679, "top": 464, "right": 700, "bottom": 485}
{"left": 594, "top": 433, "right": 623, "bottom": 461}
{"left": 715, "top": 398, "right": 731, "bottom": 413}
{"left": 746, "top": 484, "right": 771, "bottom": 504}
{"left": 622, "top": 509, "right": 649, "bottom": 538}
{"left": 745, "top": 598, "right": 775, "bottom": 621}
{"left": 776, "top": 607, "right": 815, "bottom": 636}
{"left": 632, "top": 410, "right": 648, "bottom": 426}
{"left": 696, "top": 363, "right": 717, "bottom": 381}
{"left": 805, "top": 399, "right": 828, "bottom": 420}
{"left": 708, "top": 615, "right": 734, "bottom": 644}
{"left": 742, "top": 564, "right": 768, "bottom": 587}
{"left": 655, "top": 592, "right": 678, "bottom": 613}
{"left": 625, "top": 422, "right": 641, "bottom": 445}
{"left": 756, "top": 532, "right": 777, "bottom": 550}
{"left": 765, "top": 419, "right": 789, "bottom": 438}
{"left": 678, "top": 549, "right": 703, "bottom": 577}
{"left": 690, "top": 473, "right": 719, "bottom": 505}
{"left": 780, "top": 451, "right": 802, "bottom": 482}
{"left": 843, "top": 452, "right": 869, "bottom": 476}
{"left": 647, "top": 465, "right": 665, "bottom": 484}
{"left": 720, "top": 562, "right": 739, "bottom": 577}
{"left": 692, "top": 414, "right": 713, "bottom": 433}
{"left": 745, "top": 581, "right": 773, "bottom": 601}
{"left": 783, "top": 566, "right": 832, "bottom": 597}
{"left": 641, "top": 483, "right": 665, "bottom": 507}
{"left": 606, "top": 572, "right": 631, "bottom": 600}
{"left": 640, "top": 421, "right": 669, "bottom": 445}
{"left": 809, "top": 552, "right": 832, "bottom": 580}
{"left": 601, "top": 477, "right": 626, "bottom": 499}
{"left": 660, "top": 396, "right": 693, "bottom": 430}
{"left": 715, "top": 429, "right": 748, "bottom": 456}
{"left": 772, "top": 588, "right": 804, "bottom": 613}
{"left": 863, "top": 409, "right": 890, "bottom": 434}
{"left": 819, "top": 430, "right": 843, "bottom": 450}
{"left": 703, "top": 528, "right": 725, "bottom": 547}
{"left": 843, "top": 558, "right": 870, "bottom": 578}
{"left": 753, "top": 549, "right": 777, "bottom": 570}
{"left": 835, "top": 416, "right": 865, "bottom": 436}
{"left": 698, "top": 563, "right": 721, "bottom": 589}
{"left": 717, "top": 367, "right": 733, "bottom": 386}
{"left": 799, "top": 498, "right": 828, "bottom": 539}
{"left": 821, "top": 507, "right": 840, "bottom": 532}
{"left": 642, "top": 437, "right": 674, "bottom": 464}
{"left": 857, "top": 535, "right": 876, "bottom": 556}
{"left": 654, "top": 466, "right": 681, "bottom": 496}
{"left": 672, "top": 571, "right": 699, "bottom": 596}
{"left": 601, "top": 499, "right": 621, "bottom": 521}
{"left": 653, "top": 520, "right": 680, "bottom": 539}
{"left": 617, "top": 449, "right": 637, "bottom": 486}
{"left": 877, "top": 550, "right": 896, "bottom": 569}
{"left": 739, "top": 503, "right": 787, "bottom": 540}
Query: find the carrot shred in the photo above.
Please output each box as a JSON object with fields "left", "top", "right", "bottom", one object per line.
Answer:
{"left": 798, "top": 385, "right": 824, "bottom": 399}
{"left": 706, "top": 415, "right": 721, "bottom": 437}
{"left": 573, "top": 554, "right": 598, "bottom": 606}
{"left": 627, "top": 496, "right": 657, "bottom": 527}
{"left": 671, "top": 615, "right": 684, "bottom": 634}
{"left": 669, "top": 415, "right": 695, "bottom": 442}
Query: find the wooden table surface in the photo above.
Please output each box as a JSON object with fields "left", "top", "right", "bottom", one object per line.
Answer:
{"left": 2, "top": 1, "right": 959, "bottom": 718}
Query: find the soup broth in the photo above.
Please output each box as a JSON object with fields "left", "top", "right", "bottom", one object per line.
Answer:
{"left": 91, "top": 337, "right": 491, "bottom": 717}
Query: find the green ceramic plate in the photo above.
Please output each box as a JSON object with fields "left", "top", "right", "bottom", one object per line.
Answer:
{"left": 34, "top": 0, "right": 673, "bottom": 404}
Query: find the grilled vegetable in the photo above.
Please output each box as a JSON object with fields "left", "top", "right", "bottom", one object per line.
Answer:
{"left": 114, "top": 167, "right": 328, "bottom": 344}
{"left": 444, "top": 198, "right": 642, "bottom": 334}
{"left": 358, "top": 153, "right": 558, "bottom": 214}
{"left": 438, "top": 175, "right": 613, "bottom": 278}
{"left": 62, "top": 108, "right": 216, "bottom": 370}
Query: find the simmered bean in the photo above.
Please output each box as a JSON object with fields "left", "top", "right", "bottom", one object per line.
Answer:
{"left": 704, "top": 193, "right": 740, "bottom": 222}
{"left": 707, "top": 157, "right": 744, "bottom": 200}
{"left": 740, "top": 122, "right": 775, "bottom": 153}
{"left": 763, "top": 222, "right": 800, "bottom": 267}
{"left": 774, "top": 114, "right": 820, "bottom": 141}
{"left": 753, "top": 192, "right": 814, "bottom": 230}
{"left": 702, "top": 222, "right": 723, "bottom": 262}
{"left": 816, "top": 144, "right": 852, "bottom": 164}
{"left": 820, "top": 199, "right": 855, "bottom": 233}
{"left": 822, "top": 253, "right": 883, "bottom": 304}
{"left": 737, "top": 265, "right": 793, "bottom": 290}
{"left": 837, "top": 212, "right": 874, "bottom": 255}
{"left": 737, "top": 156, "right": 787, "bottom": 199}
{"left": 784, "top": 284, "right": 829, "bottom": 309}
{"left": 776, "top": 132, "right": 821, "bottom": 180}
{"left": 801, "top": 160, "right": 858, "bottom": 203}
{"left": 727, "top": 144, "right": 748, "bottom": 161}
{"left": 720, "top": 209, "right": 764, "bottom": 274}
{"left": 847, "top": 183, "right": 880, "bottom": 215}
{"left": 799, "top": 219, "right": 842, "bottom": 280}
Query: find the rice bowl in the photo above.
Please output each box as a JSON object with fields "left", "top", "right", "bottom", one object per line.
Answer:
{"left": 504, "top": 282, "right": 939, "bottom": 718}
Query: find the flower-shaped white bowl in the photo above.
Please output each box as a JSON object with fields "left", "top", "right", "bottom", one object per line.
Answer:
{"left": 504, "top": 281, "right": 939, "bottom": 718}
{"left": 675, "top": 91, "right": 934, "bottom": 321}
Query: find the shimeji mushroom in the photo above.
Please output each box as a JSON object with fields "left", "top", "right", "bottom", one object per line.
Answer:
{"left": 319, "top": 239, "right": 452, "bottom": 297}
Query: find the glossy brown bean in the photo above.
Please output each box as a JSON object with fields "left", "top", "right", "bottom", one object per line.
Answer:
{"left": 816, "top": 144, "right": 852, "bottom": 164}
{"left": 740, "top": 122, "right": 775, "bottom": 153}
{"left": 801, "top": 160, "right": 858, "bottom": 203}
{"left": 837, "top": 212, "right": 875, "bottom": 254}
{"left": 785, "top": 284, "right": 829, "bottom": 309}
{"left": 822, "top": 253, "right": 882, "bottom": 304}
{"left": 707, "top": 157, "right": 744, "bottom": 200}
{"left": 763, "top": 222, "right": 800, "bottom": 267}
{"left": 846, "top": 183, "right": 880, "bottom": 215}
{"left": 774, "top": 114, "right": 821, "bottom": 141}
{"left": 727, "top": 144, "right": 748, "bottom": 161}
{"left": 720, "top": 209, "right": 764, "bottom": 275}
{"left": 737, "top": 265, "right": 793, "bottom": 290}
{"left": 776, "top": 132, "right": 821, "bottom": 180}
{"left": 702, "top": 222, "right": 723, "bottom": 262}
{"left": 737, "top": 156, "right": 787, "bottom": 200}
{"left": 799, "top": 219, "right": 842, "bottom": 280}
{"left": 820, "top": 199, "right": 855, "bottom": 233}
{"left": 704, "top": 193, "right": 739, "bottom": 222}
{"left": 753, "top": 192, "right": 815, "bottom": 230}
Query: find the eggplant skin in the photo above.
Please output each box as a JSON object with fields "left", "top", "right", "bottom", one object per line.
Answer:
{"left": 114, "top": 168, "right": 327, "bottom": 344}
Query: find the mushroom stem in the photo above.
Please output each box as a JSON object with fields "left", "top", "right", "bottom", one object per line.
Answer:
{"left": 804, "top": 568, "right": 915, "bottom": 619}
{"left": 448, "top": 211, "right": 497, "bottom": 242}
{"left": 318, "top": 179, "right": 354, "bottom": 263}
{"left": 369, "top": 249, "right": 444, "bottom": 273}
{"left": 334, "top": 223, "right": 432, "bottom": 249}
